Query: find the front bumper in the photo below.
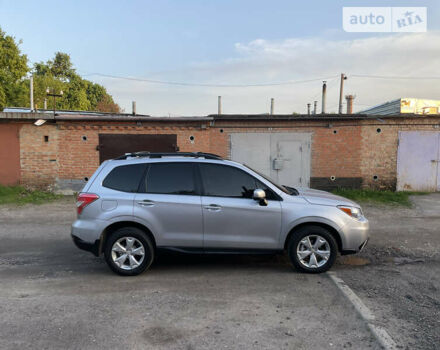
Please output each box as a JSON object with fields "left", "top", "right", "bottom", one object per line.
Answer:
{"left": 341, "top": 237, "right": 369, "bottom": 255}
{"left": 71, "top": 234, "right": 100, "bottom": 256}
{"left": 340, "top": 216, "right": 370, "bottom": 254}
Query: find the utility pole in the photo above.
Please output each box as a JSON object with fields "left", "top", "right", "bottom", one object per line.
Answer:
{"left": 30, "top": 76, "right": 34, "bottom": 111}
{"left": 218, "top": 96, "right": 222, "bottom": 115}
{"left": 338, "top": 73, "right": 347, "bottom": 114}
{"left": 46, "top": 88, "right": 63, "bottom": 116}
{"left": 321, "top": 81, "right": 327, "bottom": 114}
{"left": 270, "top": 98, "right": 274, "bottom": 115}
{"left": 44, "top": 98, "right": 47, "bottom": 110}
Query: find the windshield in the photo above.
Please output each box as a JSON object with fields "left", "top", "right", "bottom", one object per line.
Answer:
{"left": 244, "top": 165, "right": 297, "bottom": 195}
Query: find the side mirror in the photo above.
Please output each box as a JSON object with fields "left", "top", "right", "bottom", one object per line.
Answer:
{"left": 253, "top": 189, "right": 268, "bottom": 206}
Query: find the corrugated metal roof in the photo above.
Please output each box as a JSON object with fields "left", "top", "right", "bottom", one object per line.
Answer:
{"left": 360, "top": 98, "right": 440, "bottom": 115}
{"left": 359, "top": 99, "right": 402, "bottom": 115}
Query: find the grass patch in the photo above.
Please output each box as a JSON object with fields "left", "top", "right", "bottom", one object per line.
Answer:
{"left": 331, "top": 188, "right": 428, "bottom": 207}
{"left": 0, "top": 185, "right": 62, "bottom": 205}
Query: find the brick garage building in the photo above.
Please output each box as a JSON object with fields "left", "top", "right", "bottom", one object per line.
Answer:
{"left": 0, "top": 111, "right": 439, "bottom": 192}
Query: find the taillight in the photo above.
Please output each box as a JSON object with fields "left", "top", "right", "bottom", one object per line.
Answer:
{"left": 76, "top": 193, "right": 99, "bottom": 215}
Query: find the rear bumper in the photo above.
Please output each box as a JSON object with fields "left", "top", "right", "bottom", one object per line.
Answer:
{"left": 71, "top": 234, "right": 100, "bottom": 256}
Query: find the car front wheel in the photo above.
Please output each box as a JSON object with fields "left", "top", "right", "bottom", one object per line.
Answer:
{"left": 104, "top": 227, "right": 154, "bottom": 276}
{"left": 287, "top": 225, "right": 337, "bottom": 273}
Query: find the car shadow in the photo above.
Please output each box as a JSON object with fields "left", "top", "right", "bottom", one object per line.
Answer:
{"left": 151, "top": 250, "right": 293, "bottom": 273}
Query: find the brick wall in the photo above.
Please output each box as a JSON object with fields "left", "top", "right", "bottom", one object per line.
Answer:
{"left": 57, "top": 122, "right": 214, "bottom": 182}
{"left": 19, "top": 123, "right": 59, "bottom": 188}
{"left": 359, "top": 119, "right": 439, "bottom": 189}
{"left": 7, "top": 116, "right": 440, "bottom": 190}
{"left": 211, "top": 121, "right": 363, "bottom": 189}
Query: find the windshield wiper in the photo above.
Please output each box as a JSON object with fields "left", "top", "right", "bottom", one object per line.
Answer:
{"left": 283, "top": 186, "right": 299, "bottom": 196}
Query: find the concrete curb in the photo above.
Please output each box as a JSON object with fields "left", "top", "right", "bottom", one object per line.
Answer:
{"left": 327, "top": 272, "right": 398, "bottom": 350}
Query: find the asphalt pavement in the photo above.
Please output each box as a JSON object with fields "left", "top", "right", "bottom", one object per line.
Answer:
{"left": 1, "top": 194, "right": 439, "bottom": 349}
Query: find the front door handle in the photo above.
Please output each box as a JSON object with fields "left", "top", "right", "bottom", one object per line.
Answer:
{"left": 137, "top": 200, "right": 155, "bottom": 207}
{"left": 204, "top": 204, "right": 222, "bottom": 211}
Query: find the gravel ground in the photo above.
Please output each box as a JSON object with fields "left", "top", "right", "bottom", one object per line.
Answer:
{"left": 0, "top": 194, "right": 439, "bottom": 349}
{"left": 335, "top": 194, "right": 440, "bottom": 350}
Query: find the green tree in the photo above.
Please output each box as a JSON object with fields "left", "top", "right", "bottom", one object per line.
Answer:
{"left": 0, "top": 27, "right": 120, "bottom": 113}
{"left": 0, "top": 28, "right": 29, "bottom": 110}
{"left": 33, "top": 52, "right": 120, "bottom": 113}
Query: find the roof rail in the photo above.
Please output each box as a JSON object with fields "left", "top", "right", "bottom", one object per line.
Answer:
{"left": 114, "top": 151, "right": 223, "bottom": 160}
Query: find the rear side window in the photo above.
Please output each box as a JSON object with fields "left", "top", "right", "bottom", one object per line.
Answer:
{"left": 199, "top": 163, "right": 278, "bottom": 199}
{"left": 102, "top": 164, "right": 146, "bottom": 192}
{"left": 141, "top": 163, "right": 196, "bottom": 195}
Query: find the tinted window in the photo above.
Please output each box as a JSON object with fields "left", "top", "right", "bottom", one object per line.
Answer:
{"left": 199, "top": 163, "right": 277, "bottom": 199}
{"left": 143, "top": 163, "right": 196, "bottom": 195}
{"left": 102, "top": 164, "right": 146, "bottom": 192}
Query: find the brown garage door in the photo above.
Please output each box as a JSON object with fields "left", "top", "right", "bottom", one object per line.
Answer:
{"left": 0, "top": 124, "right": 21, "bottom": 185}
{"left": 98, "top": 134, "right": 178, "bottom": 163}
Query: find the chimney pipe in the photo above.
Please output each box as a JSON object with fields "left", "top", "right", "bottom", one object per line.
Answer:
{"left": 218, "top": 96, "right": 222, "bottom": 115}
{"left": 345, "top": 95, "right": 355, "bottom": 114}
{"left": 313, "top": 100, "right": 317, "bottom": 115}
{"left": 307, "top": 103, "right": 311, "bottom": 115}
{"left": 321, "top": 81, "right": 327, "bottom": 114}
{"left": 270, "top": 98, "right": 274, "bottom": 115}
{"left": 132, "top": 101, "right": 136, "bottom": 115}
{"left": 30, "top": 75, "right": 34, "bottom": 112}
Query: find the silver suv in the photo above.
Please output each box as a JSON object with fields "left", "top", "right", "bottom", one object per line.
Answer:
{"left": 71, "top": 152, "right": 369, "bottom": 275}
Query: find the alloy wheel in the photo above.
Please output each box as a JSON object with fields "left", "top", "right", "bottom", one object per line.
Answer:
{"left": 111, "top": 236, "right": 145, "bottom": 270}
{"left": 296, "top": 235, "right": 331, "bottom": 269}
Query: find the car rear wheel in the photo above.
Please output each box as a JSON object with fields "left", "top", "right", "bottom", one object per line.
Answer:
{"left": 287, "top": 225, "right": 337, "bottom": 273}
{"left": 104, "top": 227, "right": 154, "bottom": 276}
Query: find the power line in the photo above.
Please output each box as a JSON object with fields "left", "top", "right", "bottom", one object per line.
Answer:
{"left": 81, "top": 72, "right": 339, "bottom": 88}
{"left": 351, "top": 74, "right": 440, "bottom": 80}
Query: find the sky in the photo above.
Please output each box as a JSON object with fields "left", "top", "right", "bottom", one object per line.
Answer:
{"left": 1, "top": 0, "right": 440, "bottom": 115}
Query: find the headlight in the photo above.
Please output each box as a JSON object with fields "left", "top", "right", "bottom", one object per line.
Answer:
{"left": 337, "top": 205, "right": 363, "bottom": 219}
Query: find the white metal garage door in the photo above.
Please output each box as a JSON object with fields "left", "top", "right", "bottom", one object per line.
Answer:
{"left": 397, "top": 131, "right": 440, "bottom": 191}
{"left": 230, "top": 133, "right": 311, "bottom": 187}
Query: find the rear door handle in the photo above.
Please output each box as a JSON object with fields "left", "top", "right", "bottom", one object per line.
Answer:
{"left": 137, "top": 200, "right": 155, "bottom": 207}
{"left": 204, "top": 204, "right": 222, "bottom": 211}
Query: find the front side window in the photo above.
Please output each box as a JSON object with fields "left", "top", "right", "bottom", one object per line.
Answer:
{"left": 199, "top": 163, "right": 277, "bottom": 199}
{"left": 142, "top": 162, "right": 196, "bottom": 195}
{"left": 102, "top": 164, "right": 146, "bottom": 192}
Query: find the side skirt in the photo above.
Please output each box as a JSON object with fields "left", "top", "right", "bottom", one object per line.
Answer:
{"left": 157, "top": 246, "right": 284, "bottom": 255}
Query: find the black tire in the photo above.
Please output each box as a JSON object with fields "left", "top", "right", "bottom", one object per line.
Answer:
{"left": 287, "top": 225, "right": 337, "bottom": 273}
{"left": 104, "top": 227, "right": 154, "bottom": 276}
